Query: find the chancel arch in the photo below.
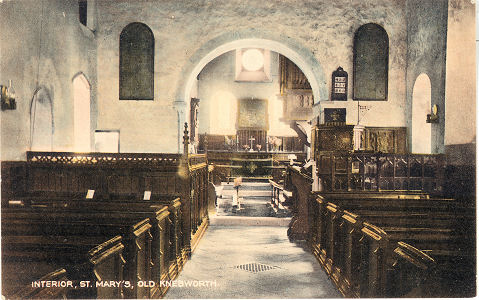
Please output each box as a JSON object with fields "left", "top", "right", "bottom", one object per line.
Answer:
{"left": 412, "top": 73, "right": 432, "bottom": 153}
{"left": 175, "top": 33, "right": 326, "bottom": 152}
{"left": 73, "top": 73, "right": 92, "bottom": 152}
{"left": 30, "top": 87, "right": 53, "bottom": 151}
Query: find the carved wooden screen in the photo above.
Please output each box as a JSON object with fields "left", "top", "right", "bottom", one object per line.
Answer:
{"left": 353, "top": 23, "right": 389, "bottom": 100}
{"left": 119, "top": 22, "right": 154, "bottom": 100}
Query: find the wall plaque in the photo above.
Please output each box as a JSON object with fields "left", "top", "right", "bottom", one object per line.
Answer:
{"left": 331, "top": 67, "right": 348, "bottom": 101}
{"left": 324, "top": 108, "right": 346, "bottom": 123}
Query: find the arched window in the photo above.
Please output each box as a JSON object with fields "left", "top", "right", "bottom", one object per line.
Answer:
{"left": 73, "top": 73, "right": 91, "bottom": 152}
{"left": 119, "top": 22, "right": 154, "bottom": 100}
{"left": 353, "top": 23, "right": 389, "bottom": 100}
{"left": 412, "top": 73, "right": 432, "bottom": 153}
{"left": 30, "top": 87, "right": 53, "bottom": 151}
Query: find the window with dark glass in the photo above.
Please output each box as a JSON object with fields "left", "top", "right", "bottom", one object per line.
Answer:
{"left": 353, "top": 23, "right": 389, "bottom": 100}
{"left": 79, "top": 0, "right": 87, "bottom": 26}
{"left": 119, "top": 23, "right": 154, "bottom": 100}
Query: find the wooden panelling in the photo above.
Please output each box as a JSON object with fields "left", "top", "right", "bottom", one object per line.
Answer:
{"left": 364, "top": 127, "right": 407, "bottom": 153}
{"left": 1, "top": 161, "right": 26, "bottom": 200}
{"left": 312, "top": 126, "right": 408, "bottom": 160}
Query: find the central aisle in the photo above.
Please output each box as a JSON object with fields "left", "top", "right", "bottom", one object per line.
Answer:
{"left": 165, "top": 225, "right": 341, "bottom": 299}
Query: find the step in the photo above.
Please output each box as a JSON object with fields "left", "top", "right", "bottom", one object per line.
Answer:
{"left": 209, "top": 216, "right": 292, "bottom": 226}
{"left": 221, "top": 182, "right": 272, "bottom": 191}
{"left": 221, "top": 190, "right": 272, "bottom": 197}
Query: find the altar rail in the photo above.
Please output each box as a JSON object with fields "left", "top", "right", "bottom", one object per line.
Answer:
{"left": 317, "top": 152, "right": 445, "bottom": 193}
{"left": 207, "top": 150, "right": 306, "bottom": 184}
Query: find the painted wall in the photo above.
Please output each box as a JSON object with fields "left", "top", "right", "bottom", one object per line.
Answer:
{"left": 406, "top": 0, "right": 448, "bottom": 154}
{"left": 3, "top": 0, "right": 466, "bottom": 159}
{"left": 0, "top": 0, "right": 97, "bottom": 161}
{"left": 445, "top": 0, "right": 476, "bottom": 165}
{"left": 95, "top": 0, "right": 408, "bottom": 153}
{"left": 197, "top": 50, "right": 295, "bottom": 137}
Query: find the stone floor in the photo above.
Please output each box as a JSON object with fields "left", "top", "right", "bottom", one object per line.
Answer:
{"left": 165, "top": 182, "right": 340, "bottom": 299}
{"left": 164, "top": 225, "right": 341, "bottom": 299}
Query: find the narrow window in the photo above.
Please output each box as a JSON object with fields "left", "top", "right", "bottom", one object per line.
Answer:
{"left": 353, "top": 23, "right": 389, "bottom": 100}
{"left": 79, "top": 0, "right": 87, "bottom": 26}
{"left": 119, "top": 23, "right": 154, "bottom": 100}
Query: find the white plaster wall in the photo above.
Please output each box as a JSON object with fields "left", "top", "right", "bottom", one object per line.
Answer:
{"left": 197, "top": 51, "right": 295, "bottom": 136}
{"left": 96, "top": 0, "right": 408, "bottom": 153}
{"left": 0, "top": 0, "right": 97, "bottom": 161}
{"left": 445, "top": 0, "right": 476, "bottom": 146}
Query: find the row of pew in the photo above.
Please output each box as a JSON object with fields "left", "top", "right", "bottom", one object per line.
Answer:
{"left": 2, "top": 196, "right": 188, "bottom": 299}
{"left": 308, "top": 192, "right": 475, "bottom": 298}
{"left": 286, "top": 166, "right": 475, "bottom": 298}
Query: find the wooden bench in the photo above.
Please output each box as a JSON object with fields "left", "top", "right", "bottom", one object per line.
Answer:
{"left": 2, "top": 234, "right": 125, "bottom": 299}
{"left": 308, "top": 194, "right": 475, "bottom": 297}
{"left": 4, "top": 198, "right": 179, "bottom": 295}
{"left": 2, "top": 204, "right": 172, "bottom": 298}
{"left": 2, "top": 216, "right": 149, "bottom": 298}
{"left": 16, "top": 195, "right": 186, "bottom": 288}
{"left": 12, "top": 268, "right": 70, "bottom": 299}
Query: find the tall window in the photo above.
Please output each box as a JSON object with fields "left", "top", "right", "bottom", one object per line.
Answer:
{"left": 78, "top": 0, "right": 87, "bottom": 26}
{"left": 353, "top": 23, "right": 389, "bottom": 100}
{"left": 73, "top": 73, "right": 91, "bottom": 152}
{"left": 30, "top": 88, "right": 53, "bottom": 151}
{"left": 119, "top": 23, "right": 154, "bottom": 100}
{"left": 412, "top": 74, "right": 432, "bottom": 153}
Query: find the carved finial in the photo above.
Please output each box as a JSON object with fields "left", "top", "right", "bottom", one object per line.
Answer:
{"left": 183, "top": 122, "right": 189, "bottom": 154}
{"left": 204, "top": 133, "right": 208, "bottom": 152}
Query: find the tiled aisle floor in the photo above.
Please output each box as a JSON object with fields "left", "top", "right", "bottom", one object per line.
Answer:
{"left": 165, "top": 225, "right": 341, "bottom": 299}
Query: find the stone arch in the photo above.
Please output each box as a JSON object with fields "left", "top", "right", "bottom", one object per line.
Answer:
{"left": 72, "top": 72, "right": 92, "bottom": 152}
{"left": 30, "top": 86, "right": 54, "bottom": 151}
{"left": 173, "top": 29, "right": 327, "bottom": 151}
{"left": 412, "top": 73, "right": 432, "bottom": 153}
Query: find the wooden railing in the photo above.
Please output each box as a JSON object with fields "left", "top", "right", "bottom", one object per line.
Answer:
{"left": 183, "top": 125, "right": 209, "bottom": 254}
{"left": 207, "top": 150, "right": 306, "bottom": 184}
{"left": 316, "top": 152, "right": 445, "bottom": 193}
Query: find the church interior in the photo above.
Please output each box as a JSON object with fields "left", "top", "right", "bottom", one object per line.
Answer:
{"left": 0, "top": 0, "right": 476, "bottom": 298}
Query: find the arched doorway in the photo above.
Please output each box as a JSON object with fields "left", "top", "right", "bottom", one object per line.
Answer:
{"left": 412, "top": 73, "right": 432, "bottom": 153}
{"left": 30, "top": 87, "right": 53, "bottom": 151}
{"left": 73, "top": 73, "right": 91, "bottom": 152}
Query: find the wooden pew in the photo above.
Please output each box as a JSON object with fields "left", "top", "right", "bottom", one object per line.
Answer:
{"left": 2, "top": 218, "right": 147, "bottom": 298}
{"left": 2, "top": 234, "right": 125, "bottom": 299}
{"left": 308, "top": 193, "right": 475, "bottom": 297}
{"left": 19, "top": 195, "right": 185, "bottom": 288}
{"left": 12, "top": 268, "right": 70, "bottom": 299}
{"left": 2, "top": 204, "right": 170, "bottom": 298}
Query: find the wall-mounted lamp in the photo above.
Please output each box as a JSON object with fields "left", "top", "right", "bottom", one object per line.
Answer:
{"left": 426, "top": 104, "right": 439, "bottom": 123}
{"left": 1, "top": 80, "right": 17, "bottom": 110}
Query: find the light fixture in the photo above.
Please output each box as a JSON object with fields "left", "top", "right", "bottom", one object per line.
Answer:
{"left": 1, "top": 80, "right": 17, "bottom": 110}
{"left": 242, "top": 49, "right": 264, "bottom": 71}
{"left": 426, "top": 104, "right": 439, "bottom": 123}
